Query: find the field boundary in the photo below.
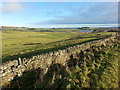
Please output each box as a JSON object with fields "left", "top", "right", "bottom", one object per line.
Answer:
{"left": 0, "top": 35, "right": 118, "bottom": 87}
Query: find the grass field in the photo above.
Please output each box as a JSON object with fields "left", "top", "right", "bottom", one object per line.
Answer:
{"left": 2, "top": 30, "right": 115, "bottom": 62}
{"left": 2, "top": 31, "right": 79, "bottom": 60}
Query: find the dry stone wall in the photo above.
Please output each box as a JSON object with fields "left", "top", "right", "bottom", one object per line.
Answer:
{"left": 0, "top": 36, "right": 117, "bottom": 86}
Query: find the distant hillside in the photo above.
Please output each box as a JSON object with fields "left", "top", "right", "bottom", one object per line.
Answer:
{"left": 2, "top": 26, "right": 30, "bottom": 31}
{"left": 1, "top": 26, "right": 82, "bottom": 32}
{"left": 2, "top": 26, "right": 119, "bottom": 32}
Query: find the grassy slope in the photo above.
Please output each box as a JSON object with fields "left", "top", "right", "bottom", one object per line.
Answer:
{"left": 6, "top": 41, "right": 119, "bottom": 88}
{"left": 2, "top": 30, "right": 115, "bottom": 62}
{"left": 2, "top": 31, "right": 79, "bottom": 61}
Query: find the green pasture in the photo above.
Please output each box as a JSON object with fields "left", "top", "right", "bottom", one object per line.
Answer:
{"left": 2, "top": 30, "right": 115, "bottom": 62}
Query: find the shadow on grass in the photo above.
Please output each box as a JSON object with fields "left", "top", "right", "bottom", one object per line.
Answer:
{"left": 2, "top": 70, "right": 36, "bottom": 89}
{"left": 3, "top": 63, "right": 69, "bottom": 89}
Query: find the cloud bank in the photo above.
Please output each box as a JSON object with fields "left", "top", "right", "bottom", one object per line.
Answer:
{"left": 36, "top": 2, "right": 118, "bottom": 24}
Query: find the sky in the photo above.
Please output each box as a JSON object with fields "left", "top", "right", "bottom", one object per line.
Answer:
{"left": 0, "top": 1, "right": 118, "bottom": 28}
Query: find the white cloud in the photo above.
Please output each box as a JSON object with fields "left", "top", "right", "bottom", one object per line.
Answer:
{"left": 2, "top": 1, "right": 23, "bottom": 13}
